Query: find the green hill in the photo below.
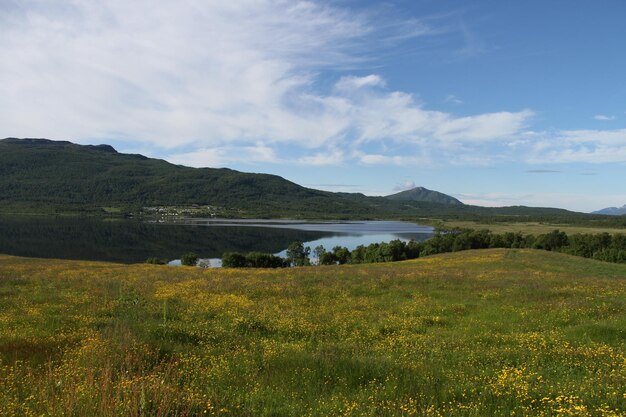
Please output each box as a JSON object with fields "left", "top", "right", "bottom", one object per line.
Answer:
{"left": 385, "top": 186, "right": 463, "bottom": 205}
{"left": 0, "top": 138, "right": 614, "bottom": 225}
{"left": 0, "top": 138, "right": 335, "bottom": 214}
{"left": 0, "top": 138, "right": 470, "bottom": 217}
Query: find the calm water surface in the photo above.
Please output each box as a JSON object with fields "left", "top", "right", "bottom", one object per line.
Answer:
{"left": 0, "top": 216, "right": 433, "bottom": 264}
{"left": 166, "top": 219, "right": 433, "bottom": 266}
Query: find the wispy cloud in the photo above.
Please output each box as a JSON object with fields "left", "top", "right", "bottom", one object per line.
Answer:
{"left": 4, "top": 1, "right": 622, "bottom": 170}
{"left": 525, "top": 169, "right": 560, "bottom": 174}
{"left": 454, "top": 21, "right": 486, "bottom": 58}
{"left": 335, "top": 75, "right": 386, "bottom": 91}
{"left": 392, "top": 180, "right": 417, "bottom": 192}
{"left": 444, "top": 94, "right": 463, "bottom": 105}
{"left": 168, "top": 144, "right": 279, "bottom": 168}
{"left": 0, "top": 0, "right": 535, "bottom": 167}
{"left": 297, "top": 149, "right": 345, "bottom": 166}
{"left": 594, "top": 114, "right": 616, "bottom": 121}
{"left": 525, "top": 129, "right": 626, "bottom": 164}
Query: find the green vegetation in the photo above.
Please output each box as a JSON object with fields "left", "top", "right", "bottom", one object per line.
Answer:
{"left": 1, "top": 251, "right": 626, "bottom": 416}
{"left": 433, "top": 220, "right": 626, "bottom": 235}
{"left": 221, "top": 229, "right": 626, "bottom": 269}
{"left": 419, "top": 229, "right": 626, "bottom": 264}
{"left": 286, "top": 241, "right": 311, "bottom": 266}
{"left": 180, "top": 252, "right": 199, "bottom": 266}
{"left": 145, "top": 257, "right": 168, "bottom": 265}
{"left": 0, "top": 138, "right": 458, "bottom": 218}
{"left": 4, "top": 138, "right": 626, "bottom": 229}
{"left": 386, "top": 186, "right": 463, "bottom": 205}
{"left": 222, "top": 251, "right": 287, "bottom": 268}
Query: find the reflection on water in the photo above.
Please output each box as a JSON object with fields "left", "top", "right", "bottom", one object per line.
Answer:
{"left": 276, "top": 232, "right": 432, "bottom": 258}
{"left": 0, "top": 216, "right": 433, "bottom": 264}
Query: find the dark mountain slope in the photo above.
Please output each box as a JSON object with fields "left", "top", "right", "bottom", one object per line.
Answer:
{"left": 592, "top": 205, "right": 626, "bottom": 216}
{"left": 1, "top": 138, "right": 609, "bottom": 224}
{"left": 0, "top": 138, "right": 348, "bottom": 214}
{"left": 385, "top": 186, "right": 463, "bottom": 205}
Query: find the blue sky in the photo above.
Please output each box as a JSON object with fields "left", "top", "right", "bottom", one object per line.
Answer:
{"left": 1, "top": 0, "right": 625, "bottom": 212}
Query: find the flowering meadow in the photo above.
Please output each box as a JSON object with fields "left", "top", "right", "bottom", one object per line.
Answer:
{"left": 1, "top": 249, "right": 626, "bottom": 416}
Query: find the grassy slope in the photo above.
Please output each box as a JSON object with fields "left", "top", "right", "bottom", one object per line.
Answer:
{"left": 1, "top": 250, "right": 626, "bottom": 416}
{"left": 436, "top": 220, "right": 626, "bottom": 235}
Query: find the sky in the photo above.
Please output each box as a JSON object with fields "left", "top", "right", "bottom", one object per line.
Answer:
{"left": 1, "top": 0, "right": 625, "bottom": 212}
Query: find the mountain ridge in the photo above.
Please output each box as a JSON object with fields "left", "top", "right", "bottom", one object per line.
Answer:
{"left": 592, "top": 205, "right": 626, "bottom": 216}
{"left": 385, "top": 186, "right": 463, "bottom": 205}
{"left": 0, "top": 138, "right": 460, "bottom": 217}
{"left": 0, "top": 138, "right": 597, "bottom": 222}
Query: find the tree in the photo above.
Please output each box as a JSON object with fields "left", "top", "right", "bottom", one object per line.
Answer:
{"left": 350, "top": 245, "right": 366, "bottom": 264}
{"left": 332, "top": 246, "right": 351, "bottom": 264}
{"left": 405, "top": 240, "right": 421, "bottom": 259}
{"left": 222, "top": 252, "right": 247, "bottom": 268}
{"left": 313, "top": 245, "right": 327, "bottom": 265}
{"left": 181, "top": 252, "right": 199, "bottom": 266}
{"left": 319, "top": 251, "right": 337, "bottom": 265}
{"left": 286, "top": 241, "right": 311, "bottom": 266}
{"left": 245, "top": 252, "right": 286, "bottom": 268}
{"left": 534, "top": 230, "right": 568, "bottom": 251}
{"left": 387, "top": 239, "right": 407, "bottom": 261}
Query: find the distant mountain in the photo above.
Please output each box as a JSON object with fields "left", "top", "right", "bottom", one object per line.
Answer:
{"left": 592, "top": 205, "right": 626, "bottom": 216}
{"left": 0, "top": 138, "right": 462, "bottom": 217}
{"left": 385, "top": 186, "right": 463, "bottom": 205}
{"left": 0, "top": 138, "right": 599, "bottom": 223}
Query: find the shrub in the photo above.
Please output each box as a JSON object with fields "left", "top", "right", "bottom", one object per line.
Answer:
{"left": 145, "top": 257, "right": 168, "bottom": 265}
{"left": 181, "top": 252, "right": 199, "bottom": 266}
{"left": 222, "top": 252, "right": 247, "bottom": 268}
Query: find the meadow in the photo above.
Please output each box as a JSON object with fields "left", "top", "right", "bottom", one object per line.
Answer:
{"left": 431, "top": 220, "right": 626, "bottom": 236}
{"left": 1, "top": 249, "right": 626, "bottom": 416}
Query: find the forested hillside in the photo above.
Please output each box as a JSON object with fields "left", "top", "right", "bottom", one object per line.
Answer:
{"left": 2, "top": 138, "right": 622, "bottom": 226}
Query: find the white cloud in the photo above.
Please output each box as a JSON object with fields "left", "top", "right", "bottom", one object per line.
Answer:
{"left": 433, "top": 110, "right": 534, "bottom": 143}
{"left": 168, "top": 144, "right": 344, "bottom": 167}
{"left": 356, "top": 152, "right": 423, "bottom": 166}
{"left": 594, "top": 114, "right": 615, "bottom": 121}
{"left": 392, "top": 180, "right": 416, "bottom": 192}
{"left": 0, "top": 0, "right": 536, "bottom": 166}
{"left": 444, "top": 94, "right": 463, "bottom": 105}
{"left": 526, "top": 129, "right": 626, "bottom": 164}
{"left": 297, "top": 149, "right": 344, "bottom": 166}
{"left": 0, "top": 0, "right": 376, "bottom": 148}
{"left": 168, "top": 144, "right": 278, "bottom": 168}
{"left": 335, "top": 75, "right": 386, "bottom": 91}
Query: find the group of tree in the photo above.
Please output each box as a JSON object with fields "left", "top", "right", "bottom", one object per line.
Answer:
{"left": 146, "top": 252, "right": 211, "bottom": 267}
{"left": 219, "top": 229, "right": 626, "bottom": 268}
{"left": 221, "top": 251, "right": 287, "bottom": 268}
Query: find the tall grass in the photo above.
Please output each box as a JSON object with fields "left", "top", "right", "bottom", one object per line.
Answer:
{"left": 1, "top": 249, "right": 625, "bottom": 416}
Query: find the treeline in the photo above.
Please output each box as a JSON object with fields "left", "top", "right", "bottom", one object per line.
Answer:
{"left": 220, "top": 229, "right": 626, "bottom": 268}
{"left": 221, "top": 251, "right": 288, "bottom": 268}
{"left": 423, "top": 229, "right": 626, "bottom": 263}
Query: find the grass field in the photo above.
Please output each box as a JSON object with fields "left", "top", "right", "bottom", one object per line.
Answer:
{"left": 1, "top": 250, "right": 626, "bottom": 416}
{"left": 433, "top": 220, "right": 626, "bottom": 235}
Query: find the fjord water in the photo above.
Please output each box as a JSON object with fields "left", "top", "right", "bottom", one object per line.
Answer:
{"left": 0, "top": 216, "right": 433, "bottom": 264}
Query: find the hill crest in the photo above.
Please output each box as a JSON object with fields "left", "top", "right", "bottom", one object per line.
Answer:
{"left": 592, "top": 205, "right": 626, "bottom": 216}
{"left": 385, "top": 186, "right": 463, "bottom": 205}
